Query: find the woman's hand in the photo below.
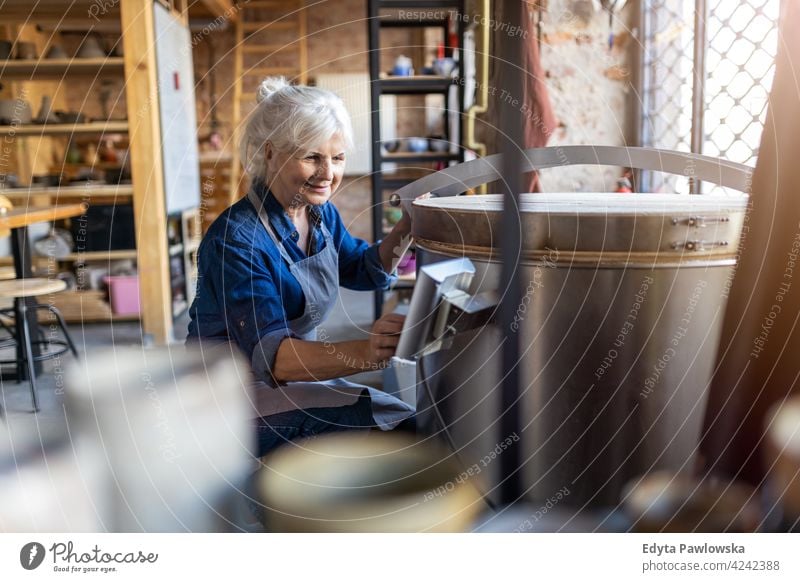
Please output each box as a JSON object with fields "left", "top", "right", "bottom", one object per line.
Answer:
{"left": 379, "top": 193, "right": 431, "bottom": 273}
{"left": 391, "top": 192, "right": 431, "bottom": 237}
{"left": 366, "top": 313, "right": 406, "bottom": 364}
{"left": 392, "top": 210, "right": 412, "bottom": 237}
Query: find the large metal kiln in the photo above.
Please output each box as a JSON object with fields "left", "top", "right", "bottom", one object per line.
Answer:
{"left": 393, "top": 146, "right": 753, "bottom": 508}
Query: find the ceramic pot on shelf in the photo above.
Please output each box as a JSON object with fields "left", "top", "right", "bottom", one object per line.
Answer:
{"left": 34, "top": 95, "right": 59, "bottom": 124}
{"left": 0, "top": 41, "right": 13, "bottom": 60}
{"left": 75, "top": 35, "right": 106, "bottom": 59}
{"left": 45, "top": 44, "right": 68, "bottom": 59}
{"left": 0, "top": 98, "right": 33, "bottom": 125}
{"left": 407, "top": 137, "right": 428, "bottom": 153}
{"left": 15, "top": 41, "right": 37, "bottom": 60}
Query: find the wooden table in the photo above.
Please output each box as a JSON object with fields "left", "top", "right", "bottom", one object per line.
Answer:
{"left": 0, "top": 204, "right": 86, "bottom": 384}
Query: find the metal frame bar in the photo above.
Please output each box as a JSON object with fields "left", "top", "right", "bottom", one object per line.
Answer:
{"left": 630, "top": 0, "right": 646, "bottom": 191}
{"left": 368, "top": 0, "right": 384, "bottom": 319}
{"left": 639, "top": 0, "right": 654, "bottom": 192}
{"left": 496, "top": 0, "right": 525, "bottom": 505}
{"left": 690, "top": 0, "right": 708, "bottom": 193}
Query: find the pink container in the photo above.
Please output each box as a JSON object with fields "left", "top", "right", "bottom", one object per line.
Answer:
{"left": 104, "top": 275, "right": 141, "bottom": 315}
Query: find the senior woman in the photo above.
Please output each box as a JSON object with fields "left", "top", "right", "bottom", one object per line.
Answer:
{"left": 187, "top": 77, "right": 416, "bottom": 456}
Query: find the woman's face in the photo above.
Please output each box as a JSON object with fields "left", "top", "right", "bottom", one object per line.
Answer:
{"left": 265, "top": 134, "right": 346, "bottom": 210}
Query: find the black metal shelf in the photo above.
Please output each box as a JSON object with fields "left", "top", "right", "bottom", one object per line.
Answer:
{"left": 379, "top": 18, "right": 450, "bottom": 28}
{"left": 369, "top": 0, "right": 466, "bottom": 318}
{"left": 378, "top": 0, "right": 462, "bottom": 8}
{"left": 378, "top": 76, "right": 457, "bottom": 94}
{"left": 381, "top": 152, "right": 460, "bottom": 164}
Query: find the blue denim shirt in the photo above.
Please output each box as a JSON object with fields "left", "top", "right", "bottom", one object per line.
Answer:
{"left": 186, "top": 181, "right": 395, "bottom": 384}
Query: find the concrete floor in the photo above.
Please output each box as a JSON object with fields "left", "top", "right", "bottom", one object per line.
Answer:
{"left": 0, "top": 287, "right": 381, "bottom": 433}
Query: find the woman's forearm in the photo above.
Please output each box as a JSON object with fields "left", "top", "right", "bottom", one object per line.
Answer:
{"left": 272, "top": 337, "right": 375, "bottom": 383}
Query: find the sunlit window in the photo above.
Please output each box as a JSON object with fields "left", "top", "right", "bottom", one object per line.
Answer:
{"left": 642, "top": 0, "right": 779, "bottom": 194}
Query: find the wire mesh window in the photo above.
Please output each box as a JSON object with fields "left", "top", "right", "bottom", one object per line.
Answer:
{"left": 641, "top": 0, "right": 780, "bottom": 194}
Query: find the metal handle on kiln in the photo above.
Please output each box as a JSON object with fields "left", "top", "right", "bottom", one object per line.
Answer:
{"left": 391, "top": 145, "right": 754, "bottom": 211}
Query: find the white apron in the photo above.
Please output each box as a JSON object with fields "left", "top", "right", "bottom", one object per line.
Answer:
{"left": 246, "top": 190, "right": 414, "bottom": 430}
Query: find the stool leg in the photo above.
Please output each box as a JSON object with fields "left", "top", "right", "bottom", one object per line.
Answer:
{"left": 18, "top": 302, "right": 39, "bottom": 412}
{"left": 43, "top": 305, "right": 78, "bottom": 358}
{"left": 0, "top": 308, "right": 15, "bottom": 341}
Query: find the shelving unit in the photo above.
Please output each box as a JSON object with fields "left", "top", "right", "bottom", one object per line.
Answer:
{"left": 367, "top": 0, "right": 466, "bottom": 317}
{"left": 0, "top": 0, "right": 201, "bottom": 343}
{"left": 0, "top": 47, "right": 138, "bottom": 322}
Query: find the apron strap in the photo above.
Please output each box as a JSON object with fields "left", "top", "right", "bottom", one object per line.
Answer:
{"left": 248, "top": 189, "right": 335, "bottom": 264}
{"left": 247, "top": 189, "right": 295, "bottom": 265}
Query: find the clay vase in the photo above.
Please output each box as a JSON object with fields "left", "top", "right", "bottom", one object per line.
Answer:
{"left": 34, "top": 95, "right": 58, "bottom": 124}
{"left": 75, "top": 36, "right": 105, "bottom": 59}
{"left": 0, "top": 41, "right": 13, "bottom": 60}
{"left": 45, "top": 45, "right": 68, "bottom": 59}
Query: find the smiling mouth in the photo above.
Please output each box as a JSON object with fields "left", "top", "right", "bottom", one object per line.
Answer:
{"left": 304, "top": 182, "right": 330, "bottom": 192}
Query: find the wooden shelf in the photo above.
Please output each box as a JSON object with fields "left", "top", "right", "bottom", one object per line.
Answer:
{"left": 199, "top": 151, "right": 234, "bottom": 164}
{"left": 0, "top": 184, "right": 133, "bottom": 200}
{"left": 0, "top": 121, "right": 129, "bottom": 136}
{"left": 62, "top": 313, "right": 141, "bottom": 323}
{"left": 0, "top": 1, "right": 122, "bottom": 24}
{"left": 59, "top": 161, "right": 129, "bottom": 169}
{"left": 242, "top": 21, "right": 296, "bottom": 32}
{"left": 61, "top": 249, "right": 137, "bottom": 261}
{"left": 0, "top": 57, "right": 125, "bottom": 79}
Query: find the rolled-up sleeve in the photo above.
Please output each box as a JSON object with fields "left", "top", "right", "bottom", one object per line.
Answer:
{"left": 324, "top": 204, "right": 396, "bottom": 290}
{"left": 251, "top": 328, "right": 295, "bottom": 387}
{"left": 213, "top": 238, "right": 294, "bottom": 387}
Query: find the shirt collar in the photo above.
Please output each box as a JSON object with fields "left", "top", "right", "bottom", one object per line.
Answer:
{"left": 252, "top": 180, "right": 322, "bottom": 243}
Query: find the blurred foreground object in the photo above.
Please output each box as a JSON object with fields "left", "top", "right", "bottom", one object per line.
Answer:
{"left": 64, "top": 346, "right": 251, "bottom": 532}
{"left": 766, "top": 397, "right": 800, "bottom": 530}
{"left": 0, "top": 424, "right": 102, "bottom": 531}
{"left": 624, "top": 472, "right": 761, "bottom": 532}
{"left": 701, "top": 0, "right": 800, "bottom": 485}
{"left": 257, "top": 433, "right": 482, "bottom": 532}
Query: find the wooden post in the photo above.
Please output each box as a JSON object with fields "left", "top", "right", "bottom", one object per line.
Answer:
{"left": 121, "top": 0, "right": 172, "bottom": 344}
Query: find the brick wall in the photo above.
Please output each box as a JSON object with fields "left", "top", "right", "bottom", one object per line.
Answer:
{"left": 536, "top": 0, "right": 636, "bottom": 192}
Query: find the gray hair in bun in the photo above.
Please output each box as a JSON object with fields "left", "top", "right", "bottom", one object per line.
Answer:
{"left": 239, "top": 76, "right": 354, "bottom": 181}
